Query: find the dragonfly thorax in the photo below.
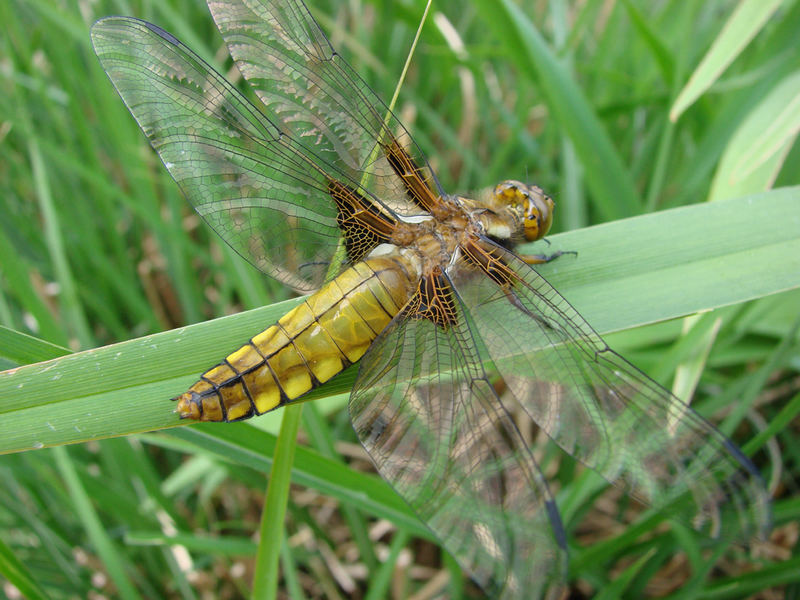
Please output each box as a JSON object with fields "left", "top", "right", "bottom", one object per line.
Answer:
{"left": 386, "top": 205, "right": 472, "bottom": 278}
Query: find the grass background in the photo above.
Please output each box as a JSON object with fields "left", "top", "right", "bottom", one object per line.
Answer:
{"left": 1, "top": 0, "right": 800, "bottom": 598}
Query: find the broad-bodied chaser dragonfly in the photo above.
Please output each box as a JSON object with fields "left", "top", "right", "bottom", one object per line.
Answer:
{"left": 91, "top": 1, "right": 770, "bottom": 597}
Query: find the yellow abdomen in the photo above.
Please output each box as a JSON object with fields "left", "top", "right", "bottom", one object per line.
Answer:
{"left": 174, "top": 256, "right": 416, "bottom": 421}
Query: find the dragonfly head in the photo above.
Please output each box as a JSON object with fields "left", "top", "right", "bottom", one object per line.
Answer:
{"left": 492, "top": 180, "right": 555, "bottom": 242}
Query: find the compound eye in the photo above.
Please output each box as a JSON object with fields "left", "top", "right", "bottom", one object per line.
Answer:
{"left": 525, "top": 213, "right": 540, "bottom": 232}
{"left": 523, "top": 190, "right": 554, "bottom": 242}
{"left": 523, "top": 210, "right": 542, "bottom": 241}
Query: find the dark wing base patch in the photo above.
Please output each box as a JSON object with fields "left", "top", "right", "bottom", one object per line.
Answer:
{"left": 402, "top": 269, "right": 458, "bottom": 329}
{"left": 382, "top": 139, "right": 442, "bottom": 215}
{"left": 327, "top": 179, "right": 398, "bottom": 263}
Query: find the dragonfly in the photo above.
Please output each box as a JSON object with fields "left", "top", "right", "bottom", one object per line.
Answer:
{"left": 91, "top": 1, "right": 770, "bottom": 597}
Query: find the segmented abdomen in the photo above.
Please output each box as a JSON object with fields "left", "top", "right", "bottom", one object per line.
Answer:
{"left": 174, "top": 256, "right": 416, "bottom": 421}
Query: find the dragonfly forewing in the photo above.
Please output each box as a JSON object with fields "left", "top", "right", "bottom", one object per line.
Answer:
{"left": 207, "top": 0, "right": 444, "bottom": 216}
{"left": 93, "top": 18, "right": 360, "bottom": 292}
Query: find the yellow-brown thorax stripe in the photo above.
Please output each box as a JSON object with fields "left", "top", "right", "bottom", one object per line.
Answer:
{"left": 175, "top": 256, "right": 416, "bottom": 422}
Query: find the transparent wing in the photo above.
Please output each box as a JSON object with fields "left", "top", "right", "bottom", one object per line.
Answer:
{"left": 350, "top": 278, "right": 567, "bottom": 599}
{"left": 207, "top": 0, "right": 444, "bottom": 215}
{"left": 92, "top": 17, "right": 398, "bottom": 292}
{"left": 451, "top": 239, "right": 771, "bottom": 539}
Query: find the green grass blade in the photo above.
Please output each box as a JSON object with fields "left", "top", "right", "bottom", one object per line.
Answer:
{"left": 743, "top": 391, "right": 800, "bottom": 457}
{"left": 670, "top": 556, "right": 800, "bottom": 599}
{"left": 0, "top": 188, "right": 797, "bottom": 455}
{"left": 709, "top": 70, "right": 800, "bottom": 201}
{"left": 302, "top": 403, "right": 377, "bottom": 568}
{"left": 0, "top": 326, "right": 70, "bottom": 364}
{"left": 593, "top": 548, "right": 656, "bottom": 600}
{"left": 165, "top": 424, "right": 431, "bottom": 538}
{"left": 618, "top": 0, "right": 675, "bottom": 84}
{"left": 364, "top": 529, "right": 411, "bottom": 600}
{"left": 28, "top": 138, "right": 94, "bottom": 348}
{"left": 0, "top": 227, "right": 68, "bottom": 348}
{"left": 252, "top": 403, "right": 302, "bottom": 600}
{"left": 53, "top": 445, "right": 140, "bottom": 600}
{"left": 670, "top": 0, "right": 785, "bottom": 121}
{"left": 473, "top": 0, "right": 641, "bottom": 220}
{"left": 0, "top": 534, "right": 49, "bottom": 600}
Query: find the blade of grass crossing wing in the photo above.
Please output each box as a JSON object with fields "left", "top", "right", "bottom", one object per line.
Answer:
{"left": 252, "top": 4, "right": 434, "bottom": 596}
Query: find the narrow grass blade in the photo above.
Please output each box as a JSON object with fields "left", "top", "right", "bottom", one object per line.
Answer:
{"left": 0, "top": 326, "right": 70, "bottom": 364}
{"left": 252, "top": 403, "right": 302, "bottom": 600}
{"left": 472, "top": 0, "right": 641, "bottom": 220}
{"left": 670, "top": 0, "right": 785, "bottom": 121}
{"left": 0, "top": 535, "right": 49, "bottom": 600}
{"left": 710, "top": 71, "right": 800, "bottom": 201}
{"left": 53, "top": 445, "right": 140, "bottom": 600}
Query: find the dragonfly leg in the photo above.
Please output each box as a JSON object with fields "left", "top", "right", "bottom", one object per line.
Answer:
{"left": 518, "top": 249, "right": 577, "bottom": 265}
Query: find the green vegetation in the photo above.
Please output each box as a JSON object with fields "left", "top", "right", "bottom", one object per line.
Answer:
{"left": 1, "top": 0, "right": 799, "bottom": 597}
